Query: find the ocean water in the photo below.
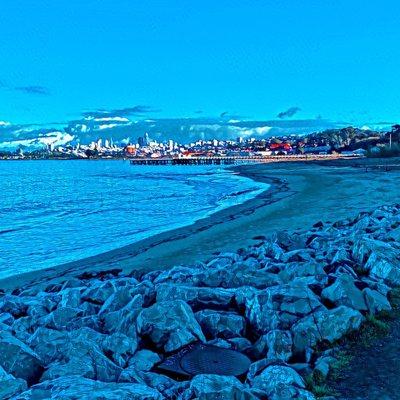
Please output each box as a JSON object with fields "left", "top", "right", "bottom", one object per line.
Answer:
{"left": 0, "top": 160, "right": 269, "bottom": 278}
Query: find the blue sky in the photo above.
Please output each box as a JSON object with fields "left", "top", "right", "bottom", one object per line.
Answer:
{"left": 1, "top": 0, "right": 400, "bottom": 128}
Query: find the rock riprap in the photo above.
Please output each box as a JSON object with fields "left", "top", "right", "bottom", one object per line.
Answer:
{"left": 1, "top": 204, "right": 400, "bottom": 399}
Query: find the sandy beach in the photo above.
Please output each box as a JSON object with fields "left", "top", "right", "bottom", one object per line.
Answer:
{"left": 2, "top": 158, "right": 400, "bottom": 292}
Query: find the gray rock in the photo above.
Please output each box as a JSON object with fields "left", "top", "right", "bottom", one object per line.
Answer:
{"left": 367, "top": 252, "right": 400, "bottom": 286}
{"left": 0, "top": 313, "right": 14, "bottom": 326}
{"left": 292, "top": 306, "right": 364, "bottom": 355}
{"left": 183, "top": 374, "right": 257, "bottom": 400}
{"left": 0, "top": 295, "right": 28, "bottom": 318}
{"left": 227, "top": 337, "right": 252, "bottom": 352}
{"left": 17, "top": 376, "right": 162, "bottom": 399}
{"left": 0, "top": 331, "right": 42, "bottom": 385}
{"left": 102, "top": 332, "right": 138, "bottom": 367}
{"left": 30, "top": 327, "right": 124, "bottom": 382}
{"left": 250, "top": 365, "right": 314, "bottom": 400}
{"left": 137, "top": 300, "right": 206, "bottom": 352}
{"left": 156, "top": 284, "right": 235, "bottom": 309}
{"left": 59, "top": 287, "right": 82, "bottom": 308}
{"left": 279, "top": 262, "right": 325, "bottom": 284}
{"left": 0, "top": 365, "right": 27, "bottom": 399}
{"left": 82, "top": 278, "right": 139, "bottom": 305}
{"left": 262, "top": 330, "right": 292, "bottom": 361}
{"left": 242, "top": 283, "right": 325, "bottom": 333}
{"left": 128, "top": 349, "right": 161, "bottom": 372}
{"left": 195, "top": 310, "right": 246, "bottom": 339}
{"left": 11, "top": 316, "right": 36, "bottom": 342}
{"left": 321, "top": 274, "right": 367, "bottom": 311}
{"left": 363, "top": 288, "right": 392, "bottom": 314}
{"left": 43, "top": 306, "right": 83, "bottom": 330}
{"left": 101, "top": 294, "right": 143, "bottom": 338}
{"left": 314, "top": 356, "right": 337, "bottom": 379}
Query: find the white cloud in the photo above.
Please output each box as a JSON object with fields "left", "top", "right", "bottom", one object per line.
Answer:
{"left": 98, "top": 123, "right": 119, "bottom": 130}
{"left": 93, "top": 117, "right": 129, "bottom": 123}
{"left": 0, "top": 121, "right": 10, "bottom": 127}
{"left": 0, "top": 131, "right": 75, "bottom": 150}
{"left": 239, "top": 126, "right": 272, "bottom": 136}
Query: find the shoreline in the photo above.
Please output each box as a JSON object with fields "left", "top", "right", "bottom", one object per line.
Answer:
{"left": 2, "top": 158, "right": 400, "bottom": 292}
{"left": 0, "top": 166, "right": 291, "bottom": 291}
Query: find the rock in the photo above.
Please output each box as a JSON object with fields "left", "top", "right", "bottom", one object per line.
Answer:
{"left": 292, "top": 306, "right": 364, "bottom": 356}
{"left": 0, "top": 331, "right": 43, "bottom": 385}
{"left": 0, "top": 313, "right": 14, "bottom": 326}
{"left": 363, "top": 288, "right": 392, "bottom": 314}
{"left": 249, "top": 365, "right": 313, "bottom": 400}
{"left": 99, "top": 286, "right": 138, "bottom": 314}
{"left": 140, "top": 371, "right": 188, "bottom": 397}
{"left": 59, "top": 288, "right": 82, "bottom": 308}
{"left": 43, "top": 306, "right": 83, "bottom": 330}
{"left": 137, "top": 300, "right": 206, "bottom": 352}
{"left": 11, "top": 316, "right": 36, "bottom": 342}
{"left": 227, "top": 337, "right": 252, "bottom": 352}
{"left": 321, "top": 274, "right": 367, "bottom": 311}
{"left": 195, "top": 310, "right": 246, "bottom": 339}
{"left": 102, "top": 332, "right": 138, "bottom": 367}
{"left": 366, "top": 252, "right": 400, "bottom": 286}
{"left": 128, "top": 350, "right": 161, "bottom": 372}
{"left": 353, "top": 237, "right": 397, "bottom": 266}
{"left": 30, "top": 327, "right": 123, "bottom": 382}
{"left": 101, "top": 294, "right": 143, "bottom": 338}
{"left": 0, "top": 365, "right": 27, "bottom": 399}
{"left": 242, "top": 283, "right": 325, "bottom": 333}
{"left": 314, "top": 356, "right": 337, "bottom": 379}
{"left": 278, "top": 262, "right": 325, "bottom": 284}
{"left": 183, "top": 374, "right": 256, "bottom": 400}
{"left": 17, "top": 376, "right": 162, "bottom": 399}
{"left": 253, "top": 330, "right": 292, "bottom": 361}
{"left": 82, "top": 278, "right": 139, "bottom": 305}
{"left": 0, "top": 295, "right": 28, "bottom": 318}
{"left": 156, "top": 284, "right": 235, "bottom": 309}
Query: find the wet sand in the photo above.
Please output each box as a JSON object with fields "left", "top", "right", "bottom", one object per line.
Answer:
{"left": 2, "top": 158, "right": 400, "bottom": 291}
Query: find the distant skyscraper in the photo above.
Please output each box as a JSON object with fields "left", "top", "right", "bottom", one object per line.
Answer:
{"left": 138, "top": 132, "right": 150, "bottom": 147}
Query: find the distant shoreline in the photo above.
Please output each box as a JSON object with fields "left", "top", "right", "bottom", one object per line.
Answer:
{"left": 2, "top": 158, "right": 400, "bottom": 292}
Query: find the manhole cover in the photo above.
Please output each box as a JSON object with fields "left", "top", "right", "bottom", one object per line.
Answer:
{"left": 180, "top": 345, "right": 251, "bottom": 376}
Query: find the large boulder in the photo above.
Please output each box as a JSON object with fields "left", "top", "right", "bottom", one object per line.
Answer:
{"left": 291, "top": 306, "right": 364, "bottom": 355}
{"left": 59, "top": 287, "right": 82, "bottom": 308}
{"left": 82, "top": 278, "right": 139, "bottom": 305}
{"left": 156, "top": 284, "right": 235, "bottom": 309}
{"left": 363, "top": 288, "right": 392, "bottom": 314}
{"left": 249, "top": 365, "right": 314, "bottom": 400}
{"left": 182, "top": 374, "right": 257, "bottom": 400}
{"left": 0, "top": 332, "right": 43, "bottom": 385}
{"left": 321, "top": 274, "right": 367, "bottom": 311}
{"left": 195, "top": 310, "right": 246, "bottom": 339}
{"left": 101, "top": 294, "right": 143, "bottom": 338}
{"left": 17, "top": 376, "right": 162, "bottom": 400}
{"left": 29, "top": 327, "right": 125, "bottom": 382}
{"left": 127, "top": 350, "right": 161, "bottom": 372}
{"left": 366, "top": 253, "right": 400, "bottom": 286}
{"left": 252, "top": 330, "right": 292, "bottom": 361}
{"left": 137, "top": 300, "right": 206, "bottom": 352}
{"left": 0, "top": 365, "right": 27, "bottom": 399}
{"left": 242, "top": 283, "right": 325, "bottom": 333}
{"left": 43, "top": 306, "right": 84, "bottom": 330}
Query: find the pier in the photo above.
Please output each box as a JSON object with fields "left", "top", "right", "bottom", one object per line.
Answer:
{"left": 129, "top": 154, "right": 360, "bottom": 166}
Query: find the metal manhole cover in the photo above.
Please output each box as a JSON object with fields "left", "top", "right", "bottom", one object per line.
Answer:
{"left": 180, "top": 345, "right": 251, "bottom": 376}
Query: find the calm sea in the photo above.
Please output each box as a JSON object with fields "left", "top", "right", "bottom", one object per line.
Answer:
{"left": 0, "top": 160, "right": 269, "bottom": 278}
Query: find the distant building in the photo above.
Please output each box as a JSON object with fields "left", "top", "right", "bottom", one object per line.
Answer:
{"left": 138, "top": 132, "right": 150, "bottom": 147}
{"left": 303, "top": 145, "right": 331, "bottom": 154}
